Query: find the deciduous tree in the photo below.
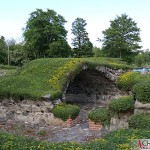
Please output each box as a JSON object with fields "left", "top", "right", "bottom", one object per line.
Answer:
{"left": 23, "top": 9, "right": 68, "bottom": 58}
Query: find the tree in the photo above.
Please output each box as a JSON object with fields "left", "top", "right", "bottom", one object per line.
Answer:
{"left": 23, "top": 9, "right": 68, "bottom": 59}
{"left": 92, "top": 47, "right": 105, "bottom": 57}
{"left": 10, "top": 44, "right": 27, "bottom": 66}
{"left": 71, "top": 18, "right": 93, "bottom": 57}
{"left": 0, "top": 36, "right": 7, "bottom": 64}
{"left": 102, "top": 14, "right": 141, "bottom": 62}
{"left": 47, "top": 39, "right": 72, "bottom": 58}
{"left": 135, "top": 50, "right": 150, "bottom": 66}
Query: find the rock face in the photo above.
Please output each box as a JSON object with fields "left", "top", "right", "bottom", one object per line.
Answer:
{"left": 110, "top": 113, "right": 132, "bottom": 130}
{"left": 0, "top": 99, "right": 63, "bottom": 125}
{"left": 134, "top": 100, "right": 150, "bottom": 114}
{"left": 65, "top": 69, "right": 126, "bottom": 105}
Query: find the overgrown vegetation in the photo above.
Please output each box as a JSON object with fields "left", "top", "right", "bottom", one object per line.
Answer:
{"left": 0, "top": 129, "right": 150, "bottom": 149}
{"left": 129, "top": 113, "right": 150, "bottom": 129}
{"left": 52, "top": 103, "right": 80, "bottom": 121}
{"left": 116, "top": 71, "right": 141, "bottom": 91}
{"left": 88, "top": 108, "right": 110, "bottom": 126}
{"left": 0, "top": 57, "right": 131, "bottom": 100}
{"left": 108, "top": 96, "right": 134, "bottom": 114}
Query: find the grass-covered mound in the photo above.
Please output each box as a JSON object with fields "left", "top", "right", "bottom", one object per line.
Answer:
{"left": 88, "top": 108, "right": 110, "bottom": 126}
{"left": 52, "top": 103, "right": 80, "bottom": 121}
{"left": 108, "top": 96, "right": 134, "bottom": 114}
{"left": 0, "top": 57, "right": 131, "bottom": 100}
{"left": 0, "top": 129, "right": 150, "bottom": 149}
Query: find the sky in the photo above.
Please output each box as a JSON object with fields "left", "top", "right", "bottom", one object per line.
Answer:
{"left": 0, "top": 0, "right": 150, "bottom": 50}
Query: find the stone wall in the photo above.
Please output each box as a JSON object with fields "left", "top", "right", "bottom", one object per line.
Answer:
{"left": 0, "top": 99, "right": 64, "bottom": 125}
{"left": 109, "top": 112, "right": 132, "bottom": 130}
{"left": 134, "top": 100, "right": 150, "bottom": 115}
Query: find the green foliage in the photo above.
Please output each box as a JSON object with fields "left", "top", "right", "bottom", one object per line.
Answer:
{"left": 103, "top": 128, "right": 150, "bottom": 149}
{"left": 52, "top": 103, "right": 80, "bottom": 121}
{"left": 72, "top": 18, "right": 93, "bottom": 57}
{"left": 108, "top": 96, "right": 134, "bottom": 114}
{"left": 0, "top": 57, "right": 131, "bottom": 100}
{"left": 1, "top": 129, "right": 150, "bottom": 149}
{"left": 47, "top": 39, "right": 72, "bottom": 58}
{"left": 102, "top": 14, "right": 141, "bottom": 61}
{"left": 135, "top": 50, "right": 150, "bottom": 67}
{"left": 129, "top": 113, "right": 150, "bottom": 129}
{"left": 0, "top": 36, "right": 7, "bottom": 64}
{"left": 10, "top": 44, "right": 27, "bottom": 66}
{"left": 88, "top": 108, "right": 110, "bottom": 126}
{"left": 116, "top": 71, "right": 141, "bottom": 91}
{"left": 92, "top": 47, "right": 105, "bottom": 57}
{"left": 132, "top": 81, "right": 150, "bottom": 103}
{"left": 23, "top": 9, "right": 68, "bottom": 58}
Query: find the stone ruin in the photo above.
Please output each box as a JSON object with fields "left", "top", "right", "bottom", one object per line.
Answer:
{"left": 0, "top": 66, "right": 128, "bottom": 129}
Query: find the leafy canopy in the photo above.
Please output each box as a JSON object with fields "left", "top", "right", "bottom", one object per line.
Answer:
{"left": 23, "top": 9, "right": 68, "bottom": 58}
{"left": 102, "top": 14, "right": 141, "bottom": 62}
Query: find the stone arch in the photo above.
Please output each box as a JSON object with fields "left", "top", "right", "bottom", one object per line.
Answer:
{"left": 62, "top": 65, "right": 125, "bottom": 106}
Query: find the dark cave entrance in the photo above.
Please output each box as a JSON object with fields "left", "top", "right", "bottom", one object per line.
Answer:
{"left": 65, "top": 69, "right": 124, "bottom": 106}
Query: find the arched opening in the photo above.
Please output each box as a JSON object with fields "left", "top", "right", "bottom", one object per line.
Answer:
{"left": 64, "top": 69, "right": 127, "bottom": 127}
{"left": 66, "top": 69, "right": 125, "bottom": 106}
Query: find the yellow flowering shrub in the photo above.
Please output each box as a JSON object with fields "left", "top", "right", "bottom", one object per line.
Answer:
{"left": 116, "top": 72, "right": 141, "bottom": 91}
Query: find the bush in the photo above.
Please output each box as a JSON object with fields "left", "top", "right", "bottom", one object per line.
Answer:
{"left": 108, "top": 96, "right": 134, "bottom": 114}
{"left": 52, "top": 103, "right": 80, "bottom": 121}
{"left": 132, "top": 81, "right": 150, "bottom": 103}
{"left": 129, "top": 113, "right": 150, "bottom": 129}
{"left": 88, "top": 108, "right": 110, "bottom": 126}
{"left": 116, "top": 72, "right": 141, "bottom": 91}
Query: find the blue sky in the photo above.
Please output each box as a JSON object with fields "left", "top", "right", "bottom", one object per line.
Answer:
{"left": 0, "top": 0, "right": 150, "bottom": 50}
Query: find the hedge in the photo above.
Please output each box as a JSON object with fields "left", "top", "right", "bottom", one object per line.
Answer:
{"left": 88, "top": 108, "right": 110, "bottom": 126}
{"left": 108, "top": 96, "right": 134, "bottom": 114}
{"left": 52, "top": 103, "right": 80, "bottom": 121}
{"left": 116, "top": 71, "right": 141, "bottom": 91}
{"left": 132, "top": 81, "right": 150, "bottom": 103}
{"left": 129, "top": 113, "right": 150, "bottom": 129}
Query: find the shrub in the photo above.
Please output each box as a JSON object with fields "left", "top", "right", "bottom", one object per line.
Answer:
{"left": 129, "top": 113, "right": 150, "bottom": 129}
{"left": 108, "top": 96, "right": 134, "bottom": 114}
{"left": 88, "top": 108, "right": 110, "bottom": 126}
{"left": 116, "top": 71, "right": 141, "bottom": 91}
{"left": 132, "top": 81, "right": 150, "bottom": 103}
{"left": 52, "top": 103, "right": 80, "bottom": 121}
